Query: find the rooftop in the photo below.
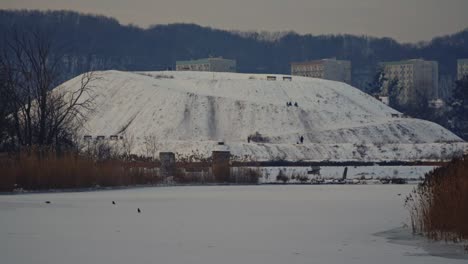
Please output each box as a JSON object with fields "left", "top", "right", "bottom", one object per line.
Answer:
{"left": 291, "top": 58, "right": 349, "bottom": 66}
{"left": 176, "top": 57, "right": 235, "bottom": 65}
{"left": 380, "top": 59, "right": 436, "bottom": 66}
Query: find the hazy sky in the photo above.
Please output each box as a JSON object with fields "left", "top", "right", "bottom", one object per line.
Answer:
{"left": 1, "top": 0, "right": 467, "bottom": 42}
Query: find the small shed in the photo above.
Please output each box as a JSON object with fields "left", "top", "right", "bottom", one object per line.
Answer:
{"left": 160, "top": 152, "right": 176, "bottom": 178}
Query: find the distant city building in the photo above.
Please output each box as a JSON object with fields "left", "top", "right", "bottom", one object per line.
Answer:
{"left": 380, "top": 59, "right": 439, "bottom": 105}
{"left": 428, "top": 99, "right": 445, "bottom": 109}
{"left": 457, "top": 59, "right": 468, "bottom": 80}
{"left": 176, "top": 57, "right": 236, "bottom": 72}
{"left": 290, "top": 58, "right": 352, "bottom": 84}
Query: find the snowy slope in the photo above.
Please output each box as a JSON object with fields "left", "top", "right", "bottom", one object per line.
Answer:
{"left": 59, "top": 70, "right": 467, "bottom": 161}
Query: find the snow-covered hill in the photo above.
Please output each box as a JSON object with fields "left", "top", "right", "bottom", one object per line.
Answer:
{"left": 60, "top": 70, "right": 467, "bottom": 161}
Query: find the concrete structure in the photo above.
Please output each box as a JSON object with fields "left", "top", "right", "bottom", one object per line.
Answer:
{"left": 212, "top": 151, "right": 231, "bottom": 182}
{"left": 176, "top": 57, "right": 236, "bottom": 72}
{"left": 377, "top": 96, "right": 389, "bottom": 105}
{"left": 159, "top": 152, "right": 176, "bottom": 178}
{"left": 458, "top": 59, "right": 468, "bottom": 80}
{"left": 380, "top": 59, "right": 439, "bottom": 105}
{"left": 290, "top": 58, "right": 352, "bottom": 84}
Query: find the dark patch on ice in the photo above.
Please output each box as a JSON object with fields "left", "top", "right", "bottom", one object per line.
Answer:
{"left": 0, "top": 201, "right": 78, "bottom": 210}
{"left": 375, "top": 226, "right": 468, "bottom": 260}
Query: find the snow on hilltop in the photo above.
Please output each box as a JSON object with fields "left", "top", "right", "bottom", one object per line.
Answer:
{"left": 60, "top": 70, "right": 467, "bottom": 162}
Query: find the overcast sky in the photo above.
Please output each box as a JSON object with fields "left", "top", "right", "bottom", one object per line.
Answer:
{"left": 1, "top": 0, "right": 467, "bottom": 43}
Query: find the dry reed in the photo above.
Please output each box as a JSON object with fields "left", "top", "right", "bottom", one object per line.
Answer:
{"left": 406, "top": 155, "right": 468, "bottom": 243}
{"left": 0, "top": 149, "right": 161, "bottom": 192}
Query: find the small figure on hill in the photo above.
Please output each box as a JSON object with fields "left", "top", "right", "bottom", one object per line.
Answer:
{"left": 247, "top": 136, "right": 251, "bottom": 143}
{"left": 294, "top": 102, "right": 298, "bottom": 107}
{"left": 300, "top": 136, "right": 304, "bottom": 144}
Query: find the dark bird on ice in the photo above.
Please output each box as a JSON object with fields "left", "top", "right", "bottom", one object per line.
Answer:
{"left": 137, "top": 208, "right": 141, "bottom": 213}
{"left": 112, "top": 201, "right": 116, "bottom": 205}
{"left": 45, "top": 201, "right": 51, "bottom": 204}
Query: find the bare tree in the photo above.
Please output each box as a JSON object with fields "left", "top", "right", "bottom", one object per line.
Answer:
{"left": 0, "top": 71, "right": 12, "bottom": 150}
{"left": 120, "top": 133, "right": 135, "bottom": 159}
{"left": 143, "top": 134, "right": 159, "bottom": 160}
{"left": 45, "top": 71, "right": 97, "bottom": 148}
{"left": 0, "top": 28, "right": 97, "bottom": 151}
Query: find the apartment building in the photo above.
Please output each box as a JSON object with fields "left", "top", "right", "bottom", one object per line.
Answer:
{"left": 176, "top": 57, "right": 236, "bottom": 72}
{"left": 380, "top": 59, "right": 438, "bottom": 104}
{"left": 290, "top": 58, "right": 352, "bottom": 84}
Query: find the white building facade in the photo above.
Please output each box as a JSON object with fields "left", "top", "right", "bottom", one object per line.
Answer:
{"left": 380, "top": 59, "right": 439, "bottom": 104}
{"left": 290, "top": 58, "right": 352, "bottom": 85}
{"left": 176, "top": 57, "right": 236, "bottom": 72}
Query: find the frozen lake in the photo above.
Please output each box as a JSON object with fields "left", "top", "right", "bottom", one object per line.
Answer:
{"left": 0, "top": 185, "right": 465, "bottom": 264}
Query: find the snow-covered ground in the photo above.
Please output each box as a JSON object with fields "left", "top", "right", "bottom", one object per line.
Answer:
{"left": 1, "top": 185, "right": 466, "bottom": 264}
{"left": 58, "top": 70, "right": 467, "bottom": 162}
{"left": 254, "top": 165, "right": 436, "bottom": 183}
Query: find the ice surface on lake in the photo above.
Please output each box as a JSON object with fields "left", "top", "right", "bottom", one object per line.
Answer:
{"left": 1, "top": 185, "right": 466, "bottom": 264}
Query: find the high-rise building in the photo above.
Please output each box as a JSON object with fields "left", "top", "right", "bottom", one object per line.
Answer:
{"left": 290, "top": 58, "right": 351, "bottom": 85}
{"left": 380, "top": 59, "right": 438, "bottom": 104}
{"left": 176, "top": 57, "right": 236, "bottom": 72}
{"left": 457, "top": 59, "right": 468, "bottom": 80}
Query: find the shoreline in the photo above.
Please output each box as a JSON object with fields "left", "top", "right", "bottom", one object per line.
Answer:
{"left": 375, "top": 227, "right": 468, "bottom": 260}
{"left": 1, "top": 181, "right": 420, "bottom": 196}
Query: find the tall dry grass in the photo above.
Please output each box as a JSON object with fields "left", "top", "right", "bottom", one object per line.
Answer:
{"left": 0, "top": 149, "right": 262, "bottom": 192}
{"left": 0, "top": 149, "right": 161, "bottom": 192}
{"left": 172, "top": 166, "right": 260, "bottom": 184}
{"left": 406, "top": 155, "right": 468, "bottom": 243}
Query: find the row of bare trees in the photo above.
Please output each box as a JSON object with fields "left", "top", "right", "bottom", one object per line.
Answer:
{"left": 0, "top": 28, "right": 97, "bottom": 152}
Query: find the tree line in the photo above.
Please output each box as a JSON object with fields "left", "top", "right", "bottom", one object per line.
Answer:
{"left": 1, "top": 10, "right": 467, "bottom": 90}
{"left": 367, "top": 69, "right": 468, "bottom": 139}
{"left": 1, "top": 9, "right": 468, "bottom": 145}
